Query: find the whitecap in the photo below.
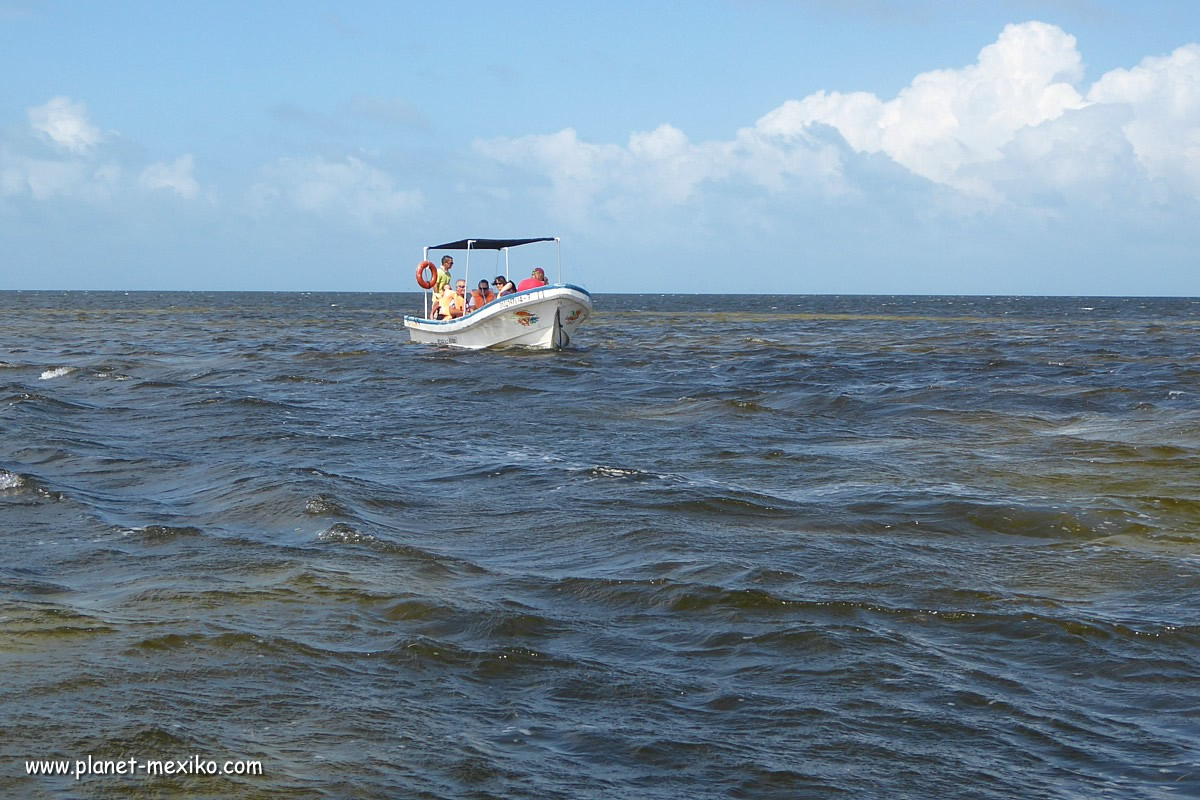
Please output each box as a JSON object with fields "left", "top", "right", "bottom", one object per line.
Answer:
{"left": 589, "top": 465, "right": 651, "bottom": 479}
{"left": 317, "top": 523, "right": 376, "bottom": 544}
{"left": 0, "top": 470, "right": 25, "bottom": 491}
{"left": 39, "top": 366, "right": 75, "bottom": 380}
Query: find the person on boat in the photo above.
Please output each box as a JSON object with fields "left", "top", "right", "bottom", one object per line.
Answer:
{"left": 429, "top": 287, "right": 452, "bottom": 319}
{"left": 469, "top": 279, "right": 495, "bottom": 312}
{"left": 493, "top": 275, "right": 516, "bottom": 297}
{"left": 434, "top": 255, "right": 454, "bottom": 294}
{"left": 431, "top": 282, "right": 466, "bottom": 319}
{"left": 452, "top": 280, "right": 470, "bottom": 318}
{"left": 516, "top": 267, "right": 548, "bottom": 291}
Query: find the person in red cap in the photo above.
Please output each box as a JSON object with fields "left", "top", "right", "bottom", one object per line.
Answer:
{"left": 516, "top": 267, "right": 548, "bottom": 291}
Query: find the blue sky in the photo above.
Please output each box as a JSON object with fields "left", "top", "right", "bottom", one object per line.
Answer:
{"left": 3, "top": 0, "right": 1200, "bottom": 294}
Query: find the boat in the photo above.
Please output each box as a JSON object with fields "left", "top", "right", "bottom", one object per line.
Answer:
{"left": 403, "top": 237, "right": 593, "bottom": 350}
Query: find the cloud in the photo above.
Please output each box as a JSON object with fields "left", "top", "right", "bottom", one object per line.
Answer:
{"left": 5, "top": 97, "right": 205, "bottom": 205}
{"left": 345, "top": 95, "right": 429, "bottom": 130}
{"left": 271, "top": 96, "right": 429, "bottom": 134}
{"left": 0, "top": 2, "right": 36, "bottom": 22}
{"left": 0, "top": 145, "right": 122, "bottom": 202}
{"left": 246, "top": 155, "right": 422, "bottom": 229}
{"left": 486, "top": 63, "right": 519, "bottom": 84}
{"left": 475, "top": 122, "right": 847, "bottom": 228}
{"left": 1087, "top": 43, "right": 1200, "bottom": 192}
{"left": 2, "top": 96, "right": 121, "bottom": 202}
{"left": 475, "top": 21, "right": 1200, "bottom": 223}
{"left": 139, "top": 154, "right": 199, "bottom": 199}
{"left": 27, "top": 96, "right": 103, "bottom": 154}
{"left": 1, "top": 149, "right": 86, "bottom": 199}
{"left": 475, "top": 128, "right": 628, "bottom": 225}
{"left": 270, "top": 102, "right": 343, "bottom": 133}
{"left": 760, "top": 21, "right": 1087, "bottom": 189}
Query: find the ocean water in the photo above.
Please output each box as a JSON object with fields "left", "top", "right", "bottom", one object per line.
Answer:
{"left": 1, "top": 291, "right": 1198, "bottom": 799}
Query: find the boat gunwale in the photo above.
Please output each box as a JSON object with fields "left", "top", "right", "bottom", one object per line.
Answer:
{"left": 402, "top": 283, "right": 592, "bottom": 330}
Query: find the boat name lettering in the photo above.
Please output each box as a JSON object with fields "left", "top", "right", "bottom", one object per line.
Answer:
{"left": 498, "top": 294, "right": 537, "bottom": 312}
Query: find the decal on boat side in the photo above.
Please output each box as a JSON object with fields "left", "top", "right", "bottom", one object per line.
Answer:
{"left": 496, "top": 290, "right": 545, "bottom": 312}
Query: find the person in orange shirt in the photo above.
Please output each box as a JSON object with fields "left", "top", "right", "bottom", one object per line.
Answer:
{"left": 432, "top": 281, "right": 467, "bottom": 319}
{"left": 469, "top": 279, "right": 495, "bottom": 312}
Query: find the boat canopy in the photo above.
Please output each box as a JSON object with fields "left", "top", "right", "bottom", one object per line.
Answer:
{"left": 427, "top": 237, "right": 556, "bottom": 250}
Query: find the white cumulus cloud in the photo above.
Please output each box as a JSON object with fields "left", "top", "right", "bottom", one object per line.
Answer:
{"left": 139, "top": 155, "right": 199, "bottom": 199}
{"left": 247, "top": 155, "right": 422, "bottom": 228}
{"left": 761, "top": 21, "right": 1087, "bottom": 187}
{"left": 0, "top": 146, "right": 123, "bottom": 202}
{"left": 476, "top": 121, "right": 847, "bottom": 226}
{"left": 1087, "top": 43, "right": 1200, "bottom": 192}
{"left": 2, "top": 97, "right": 121, "bottom": 203}
{"left": 0, "top": 152, "right": 85, "bottom": 199}
{"left": 476, "top": 21, "right": 1200, "bottom": 220}
{"left": 27, "top": 96, "right": 103, "bottom": 154}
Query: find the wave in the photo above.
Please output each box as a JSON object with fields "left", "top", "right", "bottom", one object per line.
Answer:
{"left": 226, "top": 396, "right": 308, "bottom": 410}
{"left": 314, "top": 525, "right": 487, "bottom": 576}
{"left": 588, "top": 465, "right": 658, "bottom": 480}
{"left": 38, "top": 366, "right": 75, "bottom": 380}
{"left": 541, "top": 576, "right": 787, "bottom": 613}
{"left": 1, "top": 390, "right": 93, "bottom": 411}
{"left": 299, "top": 348, "right": 372, "bottom": 360}
{"left": 470, "top": 383, "right": 551, "bottom": 396}
{"left": 316, "top": 522, "right": 377, "bottom": 545}
{"left": 127, "top": 525, "right": 205, "bottom": 541}
{"left": 129, "top": 380, "right": 184, "bottom": 390}
{"left": 535, "top": 574, "right": 1200, "bottom": 651}
{"left": 267, "top": 374, "right": 338, "bottom": 385}
{"left": 304, "top": 494, "right": 349, "bottom": 516}
{"left": 0, "top": 468, "right": 65, "bottom": 501}
{"left": 0, "top": 469, "right": 25, "bottom": 491}
{"left": 382, "top": 637, "right": 575, "bottom": 677}
{"left": 5, "top": 605, "right": 117, "bottom": 642}
{"left": 644, "top": 493, "right": 801, "bottom": 518}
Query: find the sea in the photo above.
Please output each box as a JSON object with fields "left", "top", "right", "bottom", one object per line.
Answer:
{"left": 1, "top": 291, "right": 1198, "bottom": 800}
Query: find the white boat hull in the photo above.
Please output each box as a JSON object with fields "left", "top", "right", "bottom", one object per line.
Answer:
{"left": 403, "top": 284, "right": 592, "bottom": 350}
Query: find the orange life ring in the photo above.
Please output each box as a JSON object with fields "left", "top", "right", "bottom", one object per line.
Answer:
{"left": 415, "top": 260, "right": 437, "bottom": 289}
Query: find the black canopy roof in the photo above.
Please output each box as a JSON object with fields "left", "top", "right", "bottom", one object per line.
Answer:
{"left": 428, "top": 237, "right": 556, "bottom": 250}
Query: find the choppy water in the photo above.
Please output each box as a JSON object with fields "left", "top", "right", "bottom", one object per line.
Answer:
{"left": 2, "top": 291, "right": 1199, "bottom": 799}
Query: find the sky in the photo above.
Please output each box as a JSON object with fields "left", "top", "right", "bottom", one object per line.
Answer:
{"left": 3, "top": 0, "right": 1200, "bottom": 295}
